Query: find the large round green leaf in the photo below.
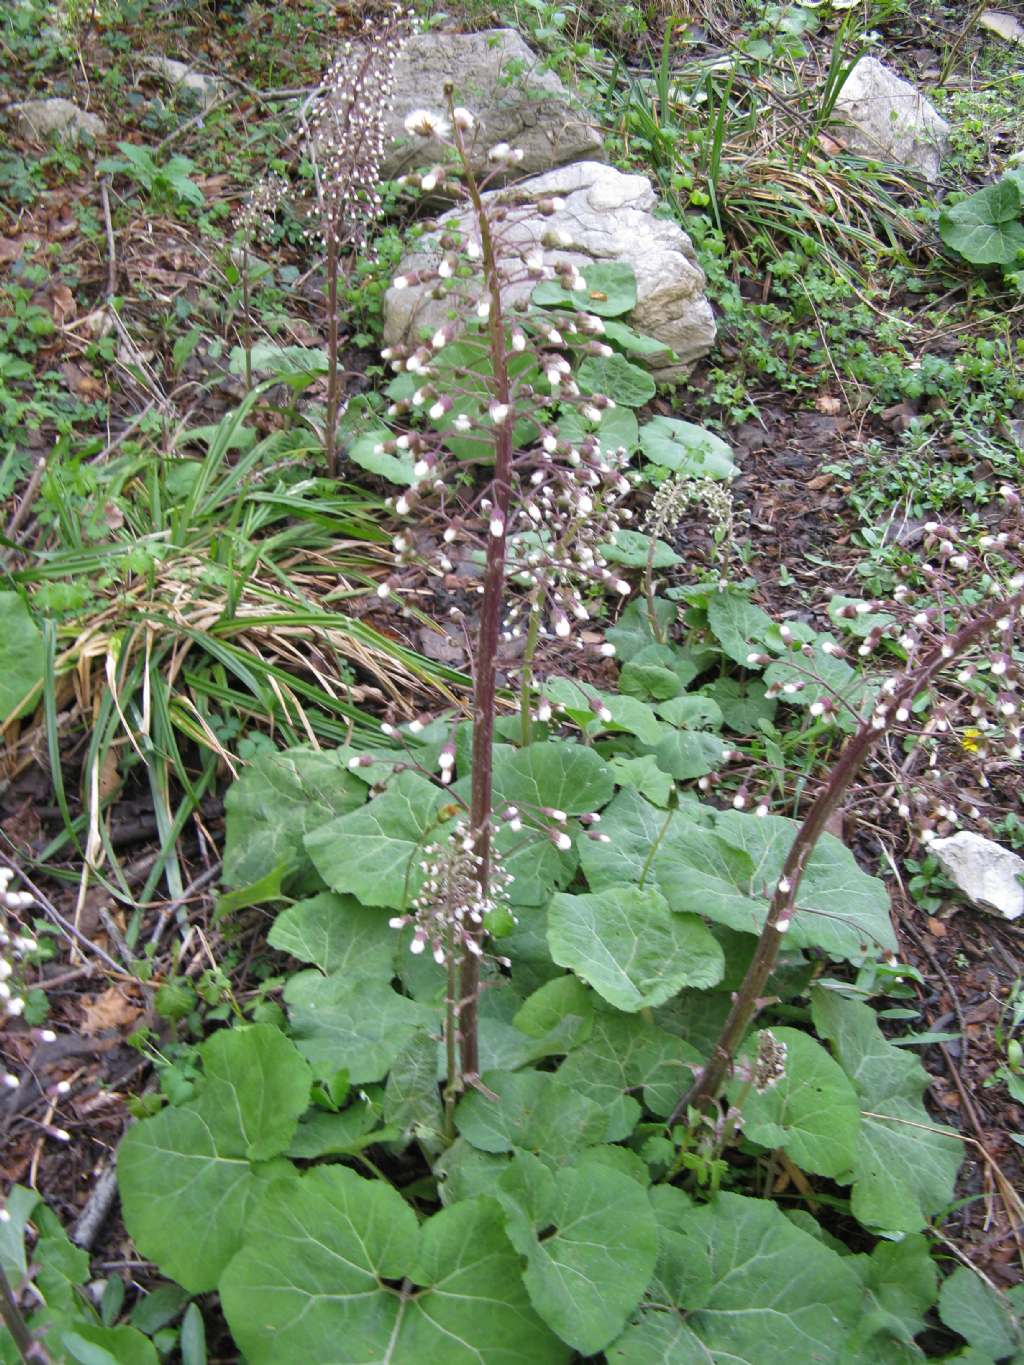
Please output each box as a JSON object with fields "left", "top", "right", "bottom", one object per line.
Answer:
{"left": 305, "top": 770, "right": 455, "bottom": 909}
{"left": 118, "top": 1026, "right": 310, "bottom": 1291}
{"left": 728, "top": 1027, "right": 860, "bottom": 1179}
{"left": 497, "top": 1152, "right": 658, "bottom": 1356}
{"left": 220, "top": 1168, "right": 569, "bottom": 1364}
{"left": 577, "top": 354, "right": 656, "bottom": 407}
{"left": 456, "top": 1070, "right": 608, "bottom": 1158}
{"left": 0, "top": 592, "right": 44, "bottom": 722}
{"left": 609, "top": 1191, "right": 864, "bottom": 1364}
{"left": 222, "top": 746, "right": 365, "bottom": 890}
{"left": 490, "top": 742, "right": 614, "bottom": 817}
{"left": 548, "top": 885, "right": 724, "bottom": 1011}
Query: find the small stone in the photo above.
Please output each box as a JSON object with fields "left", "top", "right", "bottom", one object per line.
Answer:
{"left": 9, "top": 98, "right": 106, "bottom": 141}
{"left": 142, "top": 56, "right": 226, "bottom": 110}
{"left": 380, "top": 29, "right": 602, "bottom": 183}
{"left": 383, "top": 161, "right": 715, "bottom": 379}
{"left": 831, "top": 57, "right": 950, "bottom": 183}
{"left": 930, "top": 831, "right": 1024, "bottom": 922}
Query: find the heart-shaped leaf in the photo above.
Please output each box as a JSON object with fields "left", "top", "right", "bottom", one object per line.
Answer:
{"left": 498, "top": 1152, "right": 657, "bottom": 1355}
{"left": 548, "top": 884, "right": 724, "bottom": 1011}
{"left": 118, "top": 1026, "right": 310, "bottom": 1291}
{"left": 220, "top": 1168, "right": 569, "bottom": 1363}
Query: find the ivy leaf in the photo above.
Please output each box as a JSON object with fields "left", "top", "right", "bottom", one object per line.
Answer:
{"left": 637, "top": 417, "right": 737, "bottom": 478}
{"left": 609, "top": 1191, "right": 864, "bottom": 1364}
{"left": 284, "top": 973, "right": 436, "bottom": 1084}
{"left": 729, "top": 1027, "right": 860, "bottom": 1179}
{"left": 548, "top": 885, "right": 724, "bottom": 1011}
{"left": 117, "top": 1026, "right": 309, "bottom": 1291}
{"left": 220, "top": 1168, "right": 570, "bottom": 1363}
{"left": 497, "top": 1152, "right": 658, "bottom": 1355}
{"left": 222, "top": 747, "right": 365, "bottom": 890}
{"left": 577, "top": 353, "right": 656, "bottom": 407}
{"left": 0, "top": 592, "right": 44, "bottom": 721}
{"left": 938, "top": 1267, "right": 1022, "bottom": 1360}
{"left": 811, "top": 988, "right": 963, "bottom": 1233}
{"left": 268, "top": 892, "right": 395, "bottom": 981}
{"left": 456, "top": 1070, "right": 608, "bottom": 1159}
{"left": 305, "top": 770, "right": 455, "bottom": 909}
{"left": 706, "top": 591, "right": 775, "bottom": 665}
{"left": 490, "top": 742, "right": 614, "bottom": 816}
{"left": 557, "top": 1010, "right": 700, "bottom": 1130}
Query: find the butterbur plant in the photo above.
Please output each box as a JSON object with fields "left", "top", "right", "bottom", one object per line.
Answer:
{"left": 305, "top": 5, "right": 412, "bottom": 476}
{"left": 675, "top": 511, "right": 1024, "bottom": 1116}
{"left": 105, "top": 99, "right": 1024, "bottom": 1365}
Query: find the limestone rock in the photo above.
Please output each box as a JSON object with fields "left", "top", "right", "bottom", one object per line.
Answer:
{"left": 383, "top": 161, "right": 716, "bottom": 379}
{"left": 831, "top": 56, "right": 950, "bottom": 182}
{"left": 930, "top": 832, "right": 1024, "bottom": 921}
{"left": 10, "top": 98, "right": 106, "bottom": 141}
{"left": 382, "top": 29, "right": 603, "bottom": 183}
{"left": 142, "top": 56, "right": 226, "bottom": 110}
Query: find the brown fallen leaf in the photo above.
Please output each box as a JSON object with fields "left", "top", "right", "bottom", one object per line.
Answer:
{"left": 80, "top": 985, "right": 142, "bottom": 1035}
{"left": 48, "top": 283, "right": 76, "bottom": 325}
{"left": 0, "top": 237, "right": 22, "bottom": 266}
{"left": 815, "top": 394, "right": 842, "bottom": 416}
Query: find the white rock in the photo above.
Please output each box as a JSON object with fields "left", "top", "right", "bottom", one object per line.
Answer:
{"left": 930, "top": 832, "right": 1024, "bottom": 921}
{"left": 382, "top": 161, "right": 715, "bottom": 379}
{"left": 831, "top": 56, "right": 950, "bottom": 183}
{"left": 142, "top": 56, "right": 226, "bottom": 110}
{"left": 10, "top": 98, "right": 106, "bottom": 141}
{"left": 380, "top": 29, "right": 602, "bottom": 183}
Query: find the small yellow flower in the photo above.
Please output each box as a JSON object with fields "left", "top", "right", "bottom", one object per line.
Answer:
{"left": 961, "top": 728, "right": 982, "bottom": 753}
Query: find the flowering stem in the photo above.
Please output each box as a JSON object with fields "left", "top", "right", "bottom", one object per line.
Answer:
{"left": 442, "top": 926, "right": 459, "bottom": 1144}
{"left": 645, "top": 532, "right": 666, "bottom": 644}
{"left": 324, "top": 231, "right": 340, "bottom": 479}
{"left": 458, "top": 142, "right": 514, "bottom": 1084}
{"left": 669, "top": 585, "right": 1024, "bottom": 1123}
{"left": 0, "top": 1266, "right": 50, "bottom": 1364}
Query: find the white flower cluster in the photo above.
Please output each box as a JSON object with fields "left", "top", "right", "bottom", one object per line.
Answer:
{"left": 0, "top": 867, "right": 38, "bottom": 1020}
{"left": 235, "top": 172, "right": 289, "bottom": 242}
{"left": 388, "top": 829, "right": 513, "bottom": 967}
{"left": 502, "top": 431, "right": 635, "bottom": 650}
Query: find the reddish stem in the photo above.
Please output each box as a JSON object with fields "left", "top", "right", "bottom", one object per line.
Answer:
{"left": 456, "top": 127, "right": 514, "bottom": 1083}
{"left": 670, "top": 585, "right": 1024, "bottom": 1122}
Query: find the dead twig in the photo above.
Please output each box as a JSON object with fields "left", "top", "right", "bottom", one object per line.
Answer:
{"left": 0, "top": 849, "right": 126, "bottom": 977}
{"left": 99, "top": 177, "right": 117, "bottom": 300}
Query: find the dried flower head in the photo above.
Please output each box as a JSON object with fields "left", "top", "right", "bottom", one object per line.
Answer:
{"left": 306, "top": 6, "right": 414, "bottom": 250}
